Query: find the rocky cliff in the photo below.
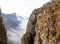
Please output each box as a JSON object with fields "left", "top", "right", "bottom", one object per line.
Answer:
{"left": 21, "top": 0, "right": 60, "bottom": 44}
{"left": 0, "top": 9, "right": 7, "bottom": 44}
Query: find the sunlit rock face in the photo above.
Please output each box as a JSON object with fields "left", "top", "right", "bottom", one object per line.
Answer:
{"left": 0, "top": 16, "right": 7, "bottom": 44}
{"left": 21, "top": 0, "right": 60, "bottom": 44}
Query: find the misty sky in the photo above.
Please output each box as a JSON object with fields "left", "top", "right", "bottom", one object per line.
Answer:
{"left": 0, "top": 0, "right": 50, "bottom": 44}
{"left": 0, "top": 0, "right": 50, "bottom": 18}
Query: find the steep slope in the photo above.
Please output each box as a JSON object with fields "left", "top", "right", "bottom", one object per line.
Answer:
{"left": 21, "top": 0, "right": 60, "bottom": 44}
{"left": 0, "top": 9, "right": 7, "bottom": 44}
{"left": 21, "top": 9, "right": 38, "bottom": 44}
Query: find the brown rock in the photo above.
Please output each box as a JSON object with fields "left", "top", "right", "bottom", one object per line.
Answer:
{"left": 21, "top": 0, "right": 60, "bottom": 44}
{"left": 21, "top": 9, "right": 38, "bottom": 44}
{"left": 0, "top": 9, "right": 7, "bottom": 44}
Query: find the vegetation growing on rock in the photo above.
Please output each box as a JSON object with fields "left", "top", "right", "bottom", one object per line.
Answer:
{"left": 21, "top": 0, "right": 60, "bottom": 44}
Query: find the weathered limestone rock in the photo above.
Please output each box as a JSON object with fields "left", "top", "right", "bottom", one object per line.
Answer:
{"left": 21, "top": 0, "right": 60, "bottom": 44}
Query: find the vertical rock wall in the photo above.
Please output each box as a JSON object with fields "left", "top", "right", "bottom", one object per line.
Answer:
{"left": 0, "top": 9, "right": 7, "bottom": 44}
{"left": 21, "top": 0, "right": 60, "bottom": 44}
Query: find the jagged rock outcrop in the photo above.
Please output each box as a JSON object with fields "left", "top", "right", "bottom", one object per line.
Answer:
{"left": 21, "top": 0, "right": 60, "bottom": 44}
{"left": 0, "top": 9, "right": 7, "bottom": 44}
{"left": 21, "top": 9, "right": 38, "bottom": 44}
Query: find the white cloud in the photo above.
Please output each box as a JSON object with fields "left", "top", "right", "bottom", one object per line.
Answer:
{"left": 0, "top": 0, "right": 50, "bottom": 18}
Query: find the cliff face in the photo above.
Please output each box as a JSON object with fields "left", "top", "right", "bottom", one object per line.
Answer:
{"left": 21, "top": 0, "right": 60, "bottom": 44}
{"left": 0, "top": 10, "right": 7, "bottom": 44}
{"left": 21, "top": 9, "right": 38, "bottom": 44}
